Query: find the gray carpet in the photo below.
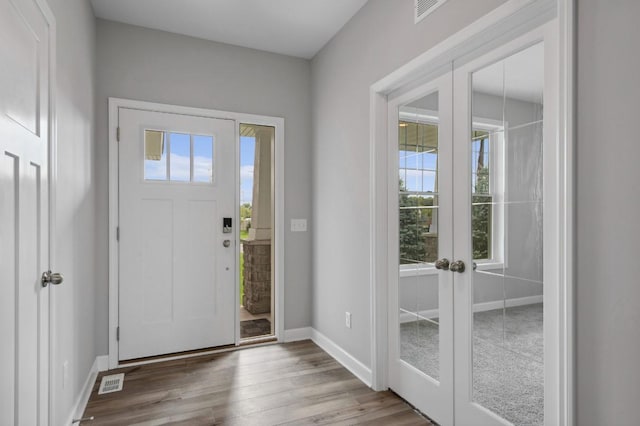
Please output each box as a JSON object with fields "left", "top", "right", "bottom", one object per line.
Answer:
{"left": 400, "top": 303, "right": 543, "bottom": 426}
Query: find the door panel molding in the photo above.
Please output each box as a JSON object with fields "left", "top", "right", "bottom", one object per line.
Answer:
{"left": 108, "top": 98, "right": 285, "bottom": 368}
{"left": 370, "top": 0, "right": 574, "bottom": 424}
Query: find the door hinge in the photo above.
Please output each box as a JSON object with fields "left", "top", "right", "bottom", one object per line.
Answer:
{"left": 116, "top": 326, "right": 120, "bottom": 341}
{"left": 116, "top": 126, "right": 120, "bottom": 142}
{"left": 116, "top": 226, "right": 120, "bottom": 241}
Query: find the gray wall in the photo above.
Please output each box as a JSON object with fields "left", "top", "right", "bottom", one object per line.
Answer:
{"left": 95, "top": 20, "right": 313, "bottom": 351}
{"left": 576, "top": 0, "right": 640, "bottom": 424}
{"left": 46, "top": 0, "right": 98, "bottom": 424}
{"left": 311, "top": 0, "right": 506, "bottom": 366}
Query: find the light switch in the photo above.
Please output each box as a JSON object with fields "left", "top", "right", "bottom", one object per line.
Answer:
{"left": 291, "top": 219, "right": 307, "bottom": 232}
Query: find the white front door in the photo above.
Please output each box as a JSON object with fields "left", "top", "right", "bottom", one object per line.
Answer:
{"left": 388, "top": 23, "right": 557, "bottom": 426}
{"left": 118, "top": 108, "right": 236, "bottom": 360}
{"left": 0, "top": 0, "right": 52, "bottom": 424}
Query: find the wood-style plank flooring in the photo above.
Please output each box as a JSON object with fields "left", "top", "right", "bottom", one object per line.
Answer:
{"left": 82, "top": 340, "right": 433, "bottom": 425}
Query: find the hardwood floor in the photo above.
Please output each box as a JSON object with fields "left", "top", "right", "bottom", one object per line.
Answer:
{"left": 82, "top": 340, "right": 433, "bottom": 425}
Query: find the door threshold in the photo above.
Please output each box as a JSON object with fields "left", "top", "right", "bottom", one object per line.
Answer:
{"left": 239, "top": 335, "right": 277, "bottom": 346}
{"left": 117, "top": 341, "right": 277, "bottom": 368}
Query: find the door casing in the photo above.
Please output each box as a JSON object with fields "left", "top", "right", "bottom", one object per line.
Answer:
{"left": 369, "top": 0, "right": 575, "bottom": 425}
{"left": 108, "top": 98, "right": 285, "bottom": 369}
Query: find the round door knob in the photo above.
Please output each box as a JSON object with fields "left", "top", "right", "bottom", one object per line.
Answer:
{"left": 223, "top": 240, "right": 231, "bottom": 248}
{"left": 41, "top": 270, "right": 64, "bottom": 287}
{"left": 450, "top": 260, "right": 466, "bottom": 273}
{"left": 434, "top": 258, "right": 450, "bottom": 270}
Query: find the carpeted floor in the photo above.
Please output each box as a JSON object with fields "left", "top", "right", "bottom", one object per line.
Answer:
{"left": 400, "top": 303, "right": 543, "bottom": 426}
{"left": 240, "top": 318, "right": 272, "bottom": 339}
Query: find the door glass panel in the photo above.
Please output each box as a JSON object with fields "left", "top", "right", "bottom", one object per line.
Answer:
{"left": 470, "top": 43, "right": 544, "bottom": 426}
{"left": 144, "top": 130, "right": 167, "bottom": 180}
{"left": 193, "top": 135, "right": 214, "bottom": 183}
{"left": 169, "top": 132, "right": 191, "bottom": 182}
{"left": 398, "top": 91, "right": 440, "bottom": 381}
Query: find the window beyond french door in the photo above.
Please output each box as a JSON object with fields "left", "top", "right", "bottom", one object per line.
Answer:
{"left": 389, "top": 26, "right": 555, "bottom": 426}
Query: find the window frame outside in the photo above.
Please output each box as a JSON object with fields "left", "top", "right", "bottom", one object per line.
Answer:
{"left": 398, "top": 110, "right": 505, "bottom": 277}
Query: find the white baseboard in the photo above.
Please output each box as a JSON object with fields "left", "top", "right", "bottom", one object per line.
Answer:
{"left": 283, "top": 327, "right": 312, "bottom": 342}
{"left": 65, "top": 355, "right": 108, "bottom": 426}
{"left": 310, "top": 329, "right": 372, "bottom": 387}
{"left": 400, "top": 295, "right": 543, "bottom": 324}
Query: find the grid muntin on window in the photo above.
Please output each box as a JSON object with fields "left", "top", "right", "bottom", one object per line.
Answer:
{"left": 144, "top": 130, "right": 215, "bottom": 183}
{"left": 399, "top": 119, "right": 439, "bottom": 265}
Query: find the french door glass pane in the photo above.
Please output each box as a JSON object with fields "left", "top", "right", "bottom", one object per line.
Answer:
{"left": 470, "top": 42, "right": 544, "bottom": 426}
{"left": 398, "top": 91, "right": 440, "bottom": 381}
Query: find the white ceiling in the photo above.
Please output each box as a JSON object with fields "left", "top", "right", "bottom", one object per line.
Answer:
{"left": 90, "top": 0, "right": 368, "bottom": 59}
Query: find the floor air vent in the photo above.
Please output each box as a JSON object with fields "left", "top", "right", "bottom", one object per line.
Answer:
{"left": 98, "top": 373, "right": 125, "bottom": 394}
{"left": 415, "top": 0, "right": 449, "bottom": 23}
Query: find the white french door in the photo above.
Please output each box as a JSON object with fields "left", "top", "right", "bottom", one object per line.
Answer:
{"left": 0, "top": 0, "right": 52, "bottom": 424}
{"left": 118, "top": 108, "right": 236, "bottom": 360}
{"left": 388, "top": 23, "right": 558, "bottom": 426}
{"left": 387, "top": 72, "right": 455, "bottom": 425}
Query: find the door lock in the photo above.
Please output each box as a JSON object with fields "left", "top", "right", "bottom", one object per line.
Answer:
{"left": 223, "top": 240, "right": 231, "bottom": 248}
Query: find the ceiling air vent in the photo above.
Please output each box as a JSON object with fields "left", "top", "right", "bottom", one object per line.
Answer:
{"left": 415, "top": 0, "right": 448, "bottom": 23}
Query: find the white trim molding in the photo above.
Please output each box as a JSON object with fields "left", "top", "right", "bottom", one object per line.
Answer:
{"left": 369, "top": 0, "right": 574, "bottom": 423}
{"left": 64, "top": 356, "right": 108, "bottom": 426}
{"left": 108, "top": 98, "right": 285, "bottom": 369}
{"left": 311, "top": 329, "right": 373, "bottom": 388}
{"left": 284, "top": 327, "right": 312, "bottom": 342}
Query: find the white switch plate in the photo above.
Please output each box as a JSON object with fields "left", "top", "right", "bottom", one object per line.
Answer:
{"left": 291, "top": 219, "right": 307, "bottom": 232}
{"left": 345, "top": 312, "right": 352, "bottom": 328}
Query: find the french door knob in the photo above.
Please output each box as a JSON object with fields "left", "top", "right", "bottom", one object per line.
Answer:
{"left": 450, "top": 260, "right": 466, "bottom": 273}
{"left": 41, "top": 270, "right": 64, "bottom": 287}
{"left": 434, "top": 258, "right": 450, "bottom": 270}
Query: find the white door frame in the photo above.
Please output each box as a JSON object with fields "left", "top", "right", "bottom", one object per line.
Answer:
{"left": 108, "top": 98, "right": 285, "bottom": 368}
{"left": 369, "top": 0, "right": 574, "bottom": 425}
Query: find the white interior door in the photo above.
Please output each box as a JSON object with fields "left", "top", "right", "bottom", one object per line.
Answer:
{"left": 388, "top": 72, "right": 454, "bottom": 426}
{"left": 453, "top": 25, "right": 556, "bottom": 426}
{"left": 0, "top": 0, "right": 51, "bottom": 424}
{"left": 388, "top": 23, "right": 557, "bottom": 426}
{"left": 118, "top": 108, "right": 236, "bottom": 360}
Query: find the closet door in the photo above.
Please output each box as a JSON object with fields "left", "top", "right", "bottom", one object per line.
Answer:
{"left": 453, "top": 24, "right": 558, "bottom": 426}
{"left": 387, "top": 72, "right": 454, "bottom": 426}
